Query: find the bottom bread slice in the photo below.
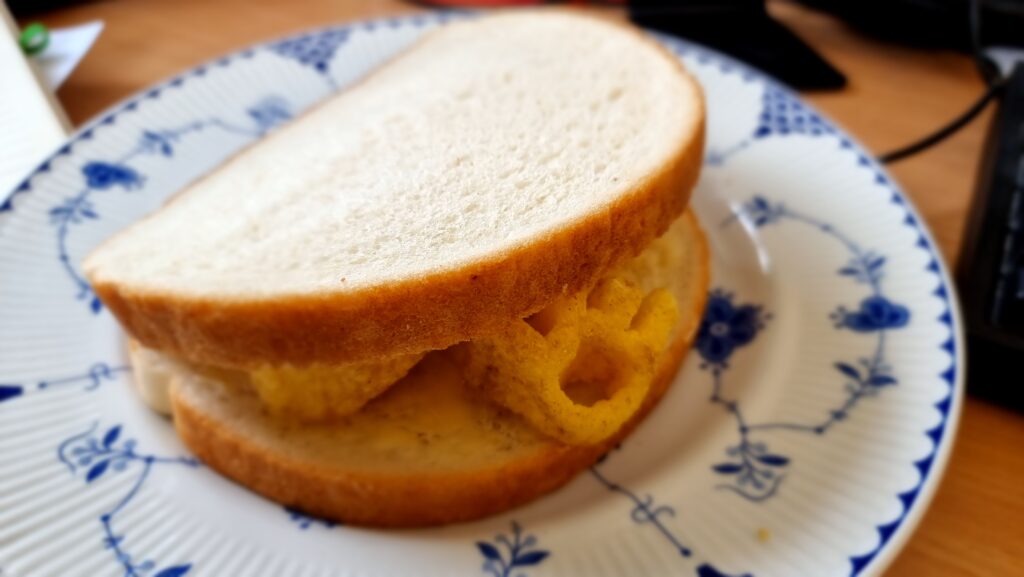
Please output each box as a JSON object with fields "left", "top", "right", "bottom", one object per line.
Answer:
{"left": 167, "top": 211, "right": 709, "bottom": 527}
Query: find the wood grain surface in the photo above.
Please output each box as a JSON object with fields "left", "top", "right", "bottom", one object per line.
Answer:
{"left": 24, "top": 1, "right": 1024, "bottom": 575}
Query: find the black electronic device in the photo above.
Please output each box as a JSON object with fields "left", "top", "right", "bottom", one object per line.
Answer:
{"left": 797, "top": 0, "right": 1024, "bottom": 52}
{"left": 957, "top": 62, "right": 1024, "bottom": 410}
{"left": 629, "top": 0, "right": 845, "bottom": 90}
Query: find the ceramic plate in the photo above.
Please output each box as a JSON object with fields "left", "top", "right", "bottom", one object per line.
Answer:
{"left": 0, "top": 13, "right": 962, "bottom": 577}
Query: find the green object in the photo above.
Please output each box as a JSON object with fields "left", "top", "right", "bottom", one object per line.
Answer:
{"left": 19, "top": 22, "right": 48, "bottom": 56}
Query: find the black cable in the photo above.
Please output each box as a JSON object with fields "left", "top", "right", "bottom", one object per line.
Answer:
{"left": 878, "top": 79, "right": 1005, "bottom": 164}
{"left": 879, "top": 0, "right": 1004, "bottom": 164}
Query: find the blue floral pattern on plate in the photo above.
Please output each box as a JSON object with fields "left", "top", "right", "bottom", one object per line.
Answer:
{"left": 286, "top": 507, "right": 339, "bottom": 531}
{"left": 270, "top": 29, "right": 351, "bottom": 79}
{"left": 0, "top": 362, "right": 129, "bottom": 404}
{"left": 590, "top": 460, "right": 691, "bottom": 557}
{"left": 694, "top": 196, "right": 912, "bottom": 502}
{"left": 58, "top": 423, "right": 200, "bottom": 577}
{"left": 696, "top": 291, "right": 765, "bottom": 366}
{"left": 476, "top": 522, "right": 549, "bottom": 577}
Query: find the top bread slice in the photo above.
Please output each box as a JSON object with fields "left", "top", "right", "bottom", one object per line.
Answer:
{"left": 84, "top": 10, "right": 705, "bottom": 369}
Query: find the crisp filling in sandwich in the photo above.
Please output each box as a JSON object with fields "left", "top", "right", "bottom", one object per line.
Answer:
{"left": 84, "top": 10, "right": 708, "bottom": 527}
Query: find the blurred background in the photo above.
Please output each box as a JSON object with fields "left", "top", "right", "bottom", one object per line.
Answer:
{"left": 2, "top": 1, "right": 1023, "bottom": 574}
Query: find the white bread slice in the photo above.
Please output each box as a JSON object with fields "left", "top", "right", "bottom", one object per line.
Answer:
{"left": 165, "top": 211, "right": 709, "bottom": 527}
{"left": 85, "top": 10, "right": 705, "bottom": 369}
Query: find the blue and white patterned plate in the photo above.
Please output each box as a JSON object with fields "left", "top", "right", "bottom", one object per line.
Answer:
{"left": 0, "top": 13, "right": 962, "bottom": 577}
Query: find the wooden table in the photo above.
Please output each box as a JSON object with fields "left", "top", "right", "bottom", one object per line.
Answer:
{"left": 27, "top": 1, "right": 1024, "bottom": 574}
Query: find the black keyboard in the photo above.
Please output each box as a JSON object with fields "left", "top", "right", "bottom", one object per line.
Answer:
{"left": 958, "top": 62, "right": 1024, "bottom": 410}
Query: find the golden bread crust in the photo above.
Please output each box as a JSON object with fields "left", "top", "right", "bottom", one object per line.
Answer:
{"left": 170, "top": 316, "right": 700, "bottom": 527}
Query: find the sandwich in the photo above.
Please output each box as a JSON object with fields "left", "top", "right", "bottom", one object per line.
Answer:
{"left": 83, "top": 10, "right": 708, "bottom": 527}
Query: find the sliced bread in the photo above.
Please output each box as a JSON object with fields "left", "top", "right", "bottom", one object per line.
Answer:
{"left": 85, "top": 10, "right": 705, "bottom": 369}
{"left": 165, "top": 211, "right": 709, "bottom": 526}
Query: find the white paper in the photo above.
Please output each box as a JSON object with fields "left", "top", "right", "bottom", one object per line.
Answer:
{"left": 32, "top": 20, "right": 103, "bottom": 89}
{"left": 0, "top": 4, "right": 70, "bottom": 198}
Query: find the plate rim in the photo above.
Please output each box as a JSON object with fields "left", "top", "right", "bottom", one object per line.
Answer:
{"left": 651, "top": 28, "right": 967, "bottom": 577}
{"left": 0, "top": 11, "right": 966, "bottom": 577}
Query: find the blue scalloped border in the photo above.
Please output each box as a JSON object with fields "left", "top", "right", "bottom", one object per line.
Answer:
{"left": 0, "top": 13, "right": 961, "bottom": 577}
